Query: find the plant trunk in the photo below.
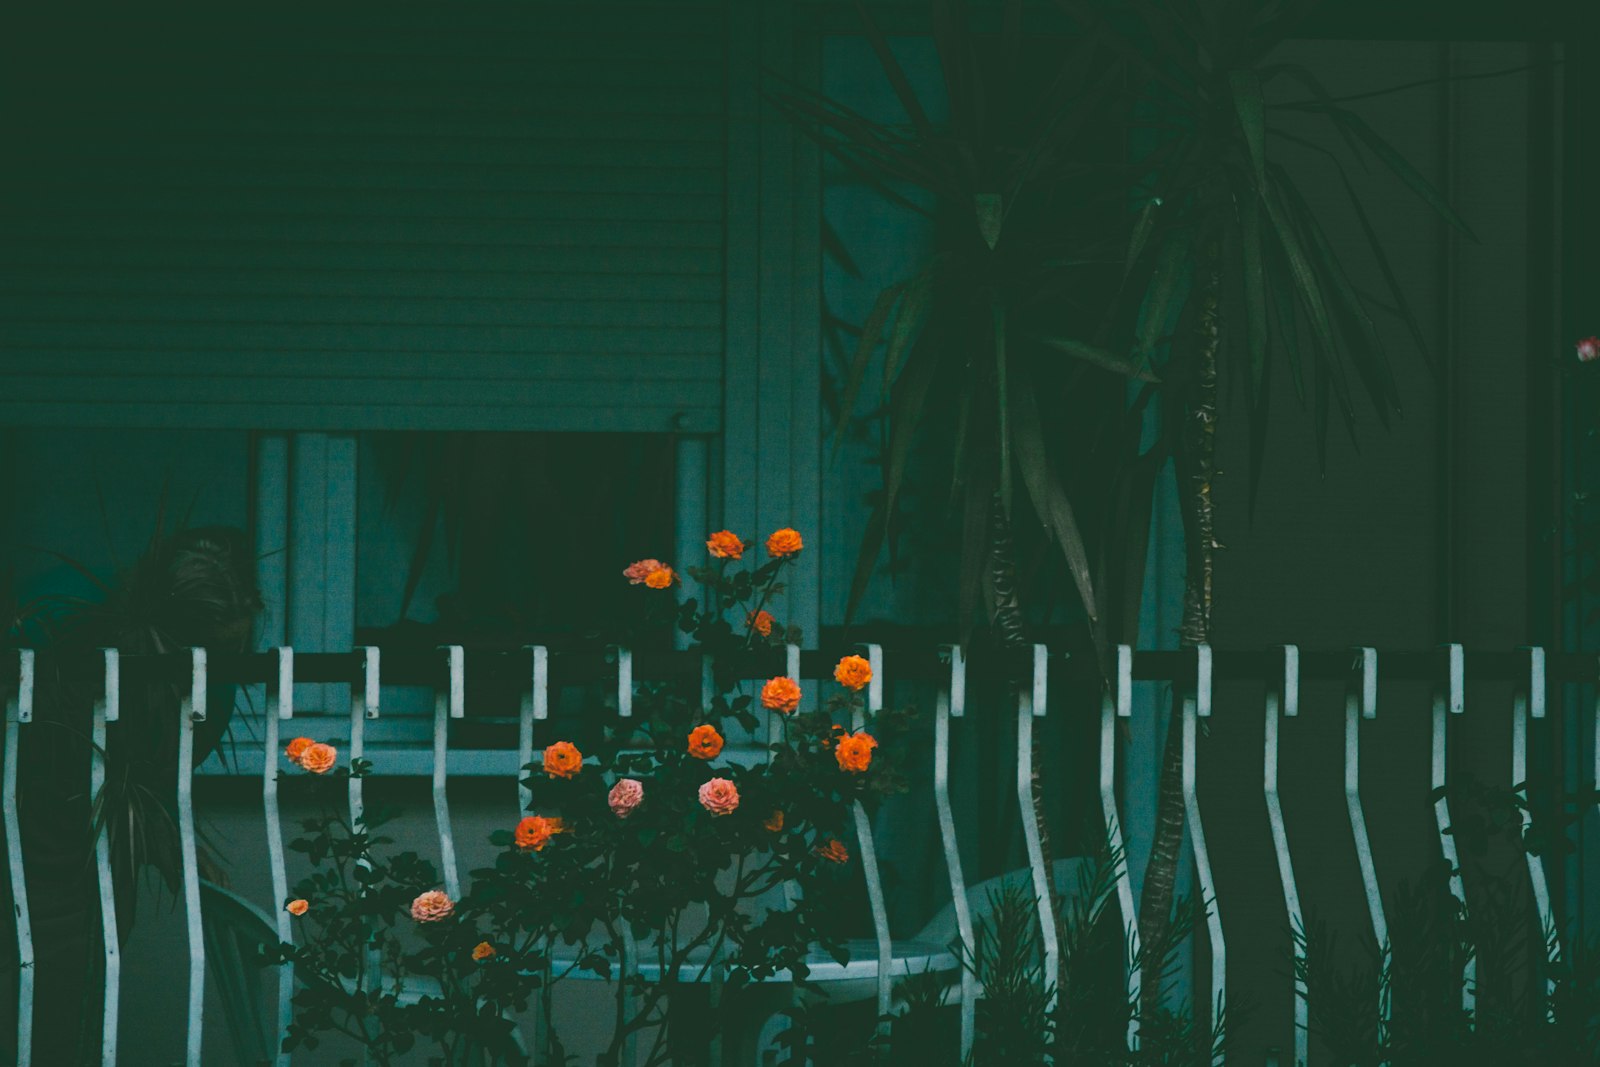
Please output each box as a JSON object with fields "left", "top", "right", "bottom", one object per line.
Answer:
{"left": 1137, "top": 252, "right": 1220, "bottom": 1017}
{"left": 985, "top": 491, "right": 1068, "bottom": 990}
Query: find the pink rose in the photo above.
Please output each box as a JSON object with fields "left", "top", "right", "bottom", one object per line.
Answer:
{"left": 410, "top": 890, "right": 454, "bottom": 923}
{"left": 1578, "top": 336, "right": 1600, "bottom": 363}
{"left": 609, "top": 777, "right": 644, "bottom": 818}
{"left": 698, "top": 777, "right": 740, "bottom": 817}
{"left": 623, "top": 558, "right": 667, "bottom": 585}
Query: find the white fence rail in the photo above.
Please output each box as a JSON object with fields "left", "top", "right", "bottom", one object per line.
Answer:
{"left": 0, "top": 643, "right": 1590, "bottom": 1065}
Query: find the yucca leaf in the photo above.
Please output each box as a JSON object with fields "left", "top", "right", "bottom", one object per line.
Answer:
{"left": 852, "top": 0, "right": 934, "bottom": 138}
{"left": 1240, "top": 199, "right": 1268, "bottom": 397}
{"left": 1266, "top": 226, "right": 1305, "bottom": 406}
{"left": 1228, "top": 69, "right": 1267, "bottom": 194}
{"left": 1323, "top": 106, "right": 1478, "bottom": 241}
{"left": 1007, "top": 358, "right": 1101, "bottom": 634}
{"left": 1263, "top": 189, "right": 1339, "bottom": 376}
{"left": 831, "top": 281, "right": 906, "bottom": 458}
{"left": 883, "top": 268, "right": 934, "bottom": 392}
{"left": 821, "top": 217, "right": 862, "bottom": 279}
{"left": 1123, "top": 198, "right": 1162, "bottom": 283}
{"left": 1331, "top": 162, "right": 1434, "bottom": 378}
{"left": 1031, "top": 333, "right": 1162, "bottom": 381}
{"left": 1133, "top": 230, "right": 1192, "bottom": 372}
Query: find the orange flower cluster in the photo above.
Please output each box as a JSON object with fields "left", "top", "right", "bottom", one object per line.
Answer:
{"left": 543, "top": 741, "right": 583, "bottom": 779}
{"left": 763, "top": 810, "right": 785, "bottom": 833}
{"left": 833, "top": 654, "right": 872, "bottom": 691}
{"left": 815, "top": 839, "right": 849, "bottom": 865}
{"left": 285, "top": 737, "right": 337, "bottom": 774}
{"left": 746, "top": 609, "right": 775, "bottom": 637}
{"left": 760, "top": 676, "right": 801, "bottom": 714}
{"left": 765, "top": 528, "right": 803, "bottom": 558}
{"left": 515, "top": 815, "right": 564, "bottom": 852}
{"left": 834, "top": 731, "right": 878, "bottom": 773}
{"left": 706, "top": 530, "right": 745, "bottom": 559}
{"left": 623, "top": 558, "right": 675, "bottom": 589}
{"left": 285, "top": 898, "right": 309, "bottom": 916}
{"left": 471, "top": 941, "right": 497, "bottom": 961}
{"left": 687, "top": 724, "right": 724, "bottom": 761}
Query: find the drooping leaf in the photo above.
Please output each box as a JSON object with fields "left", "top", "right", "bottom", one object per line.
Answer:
{"left": 831, "top": 281, "right": 906, "bottom": 458}
{"left": 851, "top": 0, "right": 934, "bottom": 139}
{"left": 1240, "top": 199, "right": 1268, "bottom": 398}
{"left": 1031, "top": 333, "right": 1162, "bottom": 382}
{"left": 1123, "top": 198, "right": 1162, "bottom": 283}
{"left": 821, "top": 217, "right": 862, "bottom": 279}
{"left": 1228, "top": 69, "right": 1267, "bottom": 194}
{"left": 1322, "top": 106, "right": 1479, "bottom": 241}
{"left": 883, "top": 267, "right": 935, "bottom": 390}
{"left": 1133, "top": 230, "right": 1192, "bottom": 372}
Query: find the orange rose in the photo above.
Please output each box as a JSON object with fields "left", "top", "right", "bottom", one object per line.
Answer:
{"left": 284, "top": 737, "right": 313, "bottom": 763}
{"left": 746, "top": 610, "right": 775, "bottom": 637}
{"left": 471, "top": 941, "right": 496, "bottom": 961}
{"left": 764, "top": 810, "right": 785, "bottom": 833}
{"left": 687, "top": 724, "right": 724, "bottom": 761}
{"left": 765, "top": 528, "right": 804, "bottom": 558}
{"left": 543, "top": 741, "right": 583, "bottom": 779}
{"left": 706, "top": 530, "right": 745, "bottom": 559}
{"left": 834, "top": 654, "right": 872, "bottom": 691}
{"left": 623, "top": 558, "right": 667, "bottom": 585}
{"left": 816, "top": 839, "right": 849, "bottom": 865}
{"left": 285, "top": 898, "right": 309, "bottom": 916}
{"left": 760, "top": 677, "right": 801, "bottom": 714}
{"left": 835, "top": 730, "right": 878, "bottom": 773}
{"left": 515, "top": 815, "right": 564, "bottom": 852}
{"left": 410, "top": 890, "right": 454, "bottom": 923}
{"left": 298, "top": 742, "right": 337, "bottom": 774}
{"left": 644, "top": 566, "right": 676, "bottom": 590}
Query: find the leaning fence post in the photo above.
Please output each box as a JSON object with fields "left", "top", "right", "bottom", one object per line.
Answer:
{"left": 1344, "top": 646, "right": 1389, "bottom": 1050}
{"left": 1101, "top": 644, "right": 1140, "bottom": 1051}
{"left": 1183, "top": 644, "right": 1224, "bottom": 1062}
{"left": 93, "top": 650, "right": 122, "bottom": 1066}
{"left": 1017, "top": 643, "right": 1060, "bottom": 1029}
{"left": 1264, "top": 645, "right": 1305, "bottom": 1067}
{"left": 936, "top": 644, "right": 976, "bottom": 1061}
{"left": 1513, "top": 647, "right": 1559, "bottom": 1010}
{"left": 263, "top": 647, "right": 294, "bottom": 1067}
{"left": 178, "top": 648, "right": 207, "bottom": 1067}
{"left": 6, "top": 649, "right": 35, "bottom": 1067}
{"left": 1431, "top": 643, "right": 1473, "bottom": 1021}
{"left": 852, "top": 642, "right": 893, "bottom": 1028}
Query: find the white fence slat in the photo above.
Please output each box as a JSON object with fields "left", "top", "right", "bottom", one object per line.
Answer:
{"left": 936, "top": 645, "right": 976, "bottom": 1060}
{"left": 264, "top": 648, "right": 294, "bottom": 1066}
{"left": 1102, "top": 644, "right": 1139, "bottom": 1052}
{"left": 178, "top": 648, "right": 207, "bottom": 1067}
{"left": 434, "top": 646, "right": 464, "bottom": 899}
{"left": 1264, "top": 646, "right": 1305, "bottom": 1067}
{"left": 93, "top": 650, "right": 122, "bottom": 1066}
{"left": 1515, "top": 647, "right": 1559, "bottom": 1010}
{"left": 1432, "top": 643, "right": 1473, "bottom": 1019}
{"left": 6, "top": 650, "right": 35, "bottom": 1067}
{"left": 1345, "top": 647, "right": 1389, "bottom": 1046}
{"left": 853, "top": 643, "right": 892, "bottom": 1027}
{"left": 1017, "top": 644, "right": 1060, "bottom": 1030}
{"left": 1183, "top": 644, "right": 1224, "bottom": 1062}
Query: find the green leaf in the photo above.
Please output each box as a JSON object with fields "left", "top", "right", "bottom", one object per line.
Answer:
{"left": 882, "top": 267, "right": 934, "bottom": 390}
{"left": 1123, "top": 198, "right": 1162, "bottom": 284}
{"left": 1133, "top": 230, "right": 1192, "bottom": 372}
{"left": 1325, "top": 107, "right": 1478, "bottom": 241}
{"left": 851, "top": 0, "right": 934, "bottom": 138}
{"left": 1240, "top": 201, "right": 1268, "bottom": 399}
{"left": 831, "top": 281, "right": 906, "bottom": 458}
{"left": 1228, "top": 69, "right": 1267, "bottom": 194}
{"left": 1031, "top": 333, "right": 1162, "bottom": 382}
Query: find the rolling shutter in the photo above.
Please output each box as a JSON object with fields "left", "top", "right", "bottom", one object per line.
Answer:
{"left": 0, "top": 4, "right": 727, "bottom": 431}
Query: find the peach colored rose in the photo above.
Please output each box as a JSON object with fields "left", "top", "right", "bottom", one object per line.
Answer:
{"left": 298, "top": 742, "right": 337, "bottom": 774}
{"left": 765, "top": 528, "right": 803, "bottom": 558}
{"left": 687, "top": 724, "right": 724, "bottom": 761}
{"left": 834, "top": 654, "right": 872, "bottom": 691}
{"left": 471, "top": 941, "right": 496, "bottom": 961}
{"left": 746, "top": 609, "right": 775, "bottom": 637}
{"left": 760, "top": 677, "right": 801, "bottom": 714}
{"left": 608, "top": 778, "right": 644, "bottom": 818}
{"left": 543, "top": 741, "right": 583, "bottom": 779}
{"left": 706, "top": 530, "right": 745, "bottom": 559}
{"left": 285, "top": 898, "right": 309, "bottom": 916}
{"left": 410, "top": 890, "right": 454, "bottom": 923}
{"left": 816, "top": 839, "right": 849, "bottom": 864}
{"left": 284, "top": 737, "right": 313, "bottom": 763}
{"left": 515, "top": 815, "right": 564, "bottom": 852}
{"left": 764, "top": 810, "right": 785, "bottom": 833}
{"left": 623, "top": 558, "right": 668, "bottom": 585}
{"left": 644, "top": 566, "right": 675, "bottom": 590}
{"left": 835, "top": 730, "right": 878, "bottom": 773}
{"left": 698, "top": 777, "right": 740, "bottom": 816}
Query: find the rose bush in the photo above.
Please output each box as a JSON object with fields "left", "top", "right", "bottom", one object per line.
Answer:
{"left": 272, "top": 530, "right": 911, "bottom": 1067}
